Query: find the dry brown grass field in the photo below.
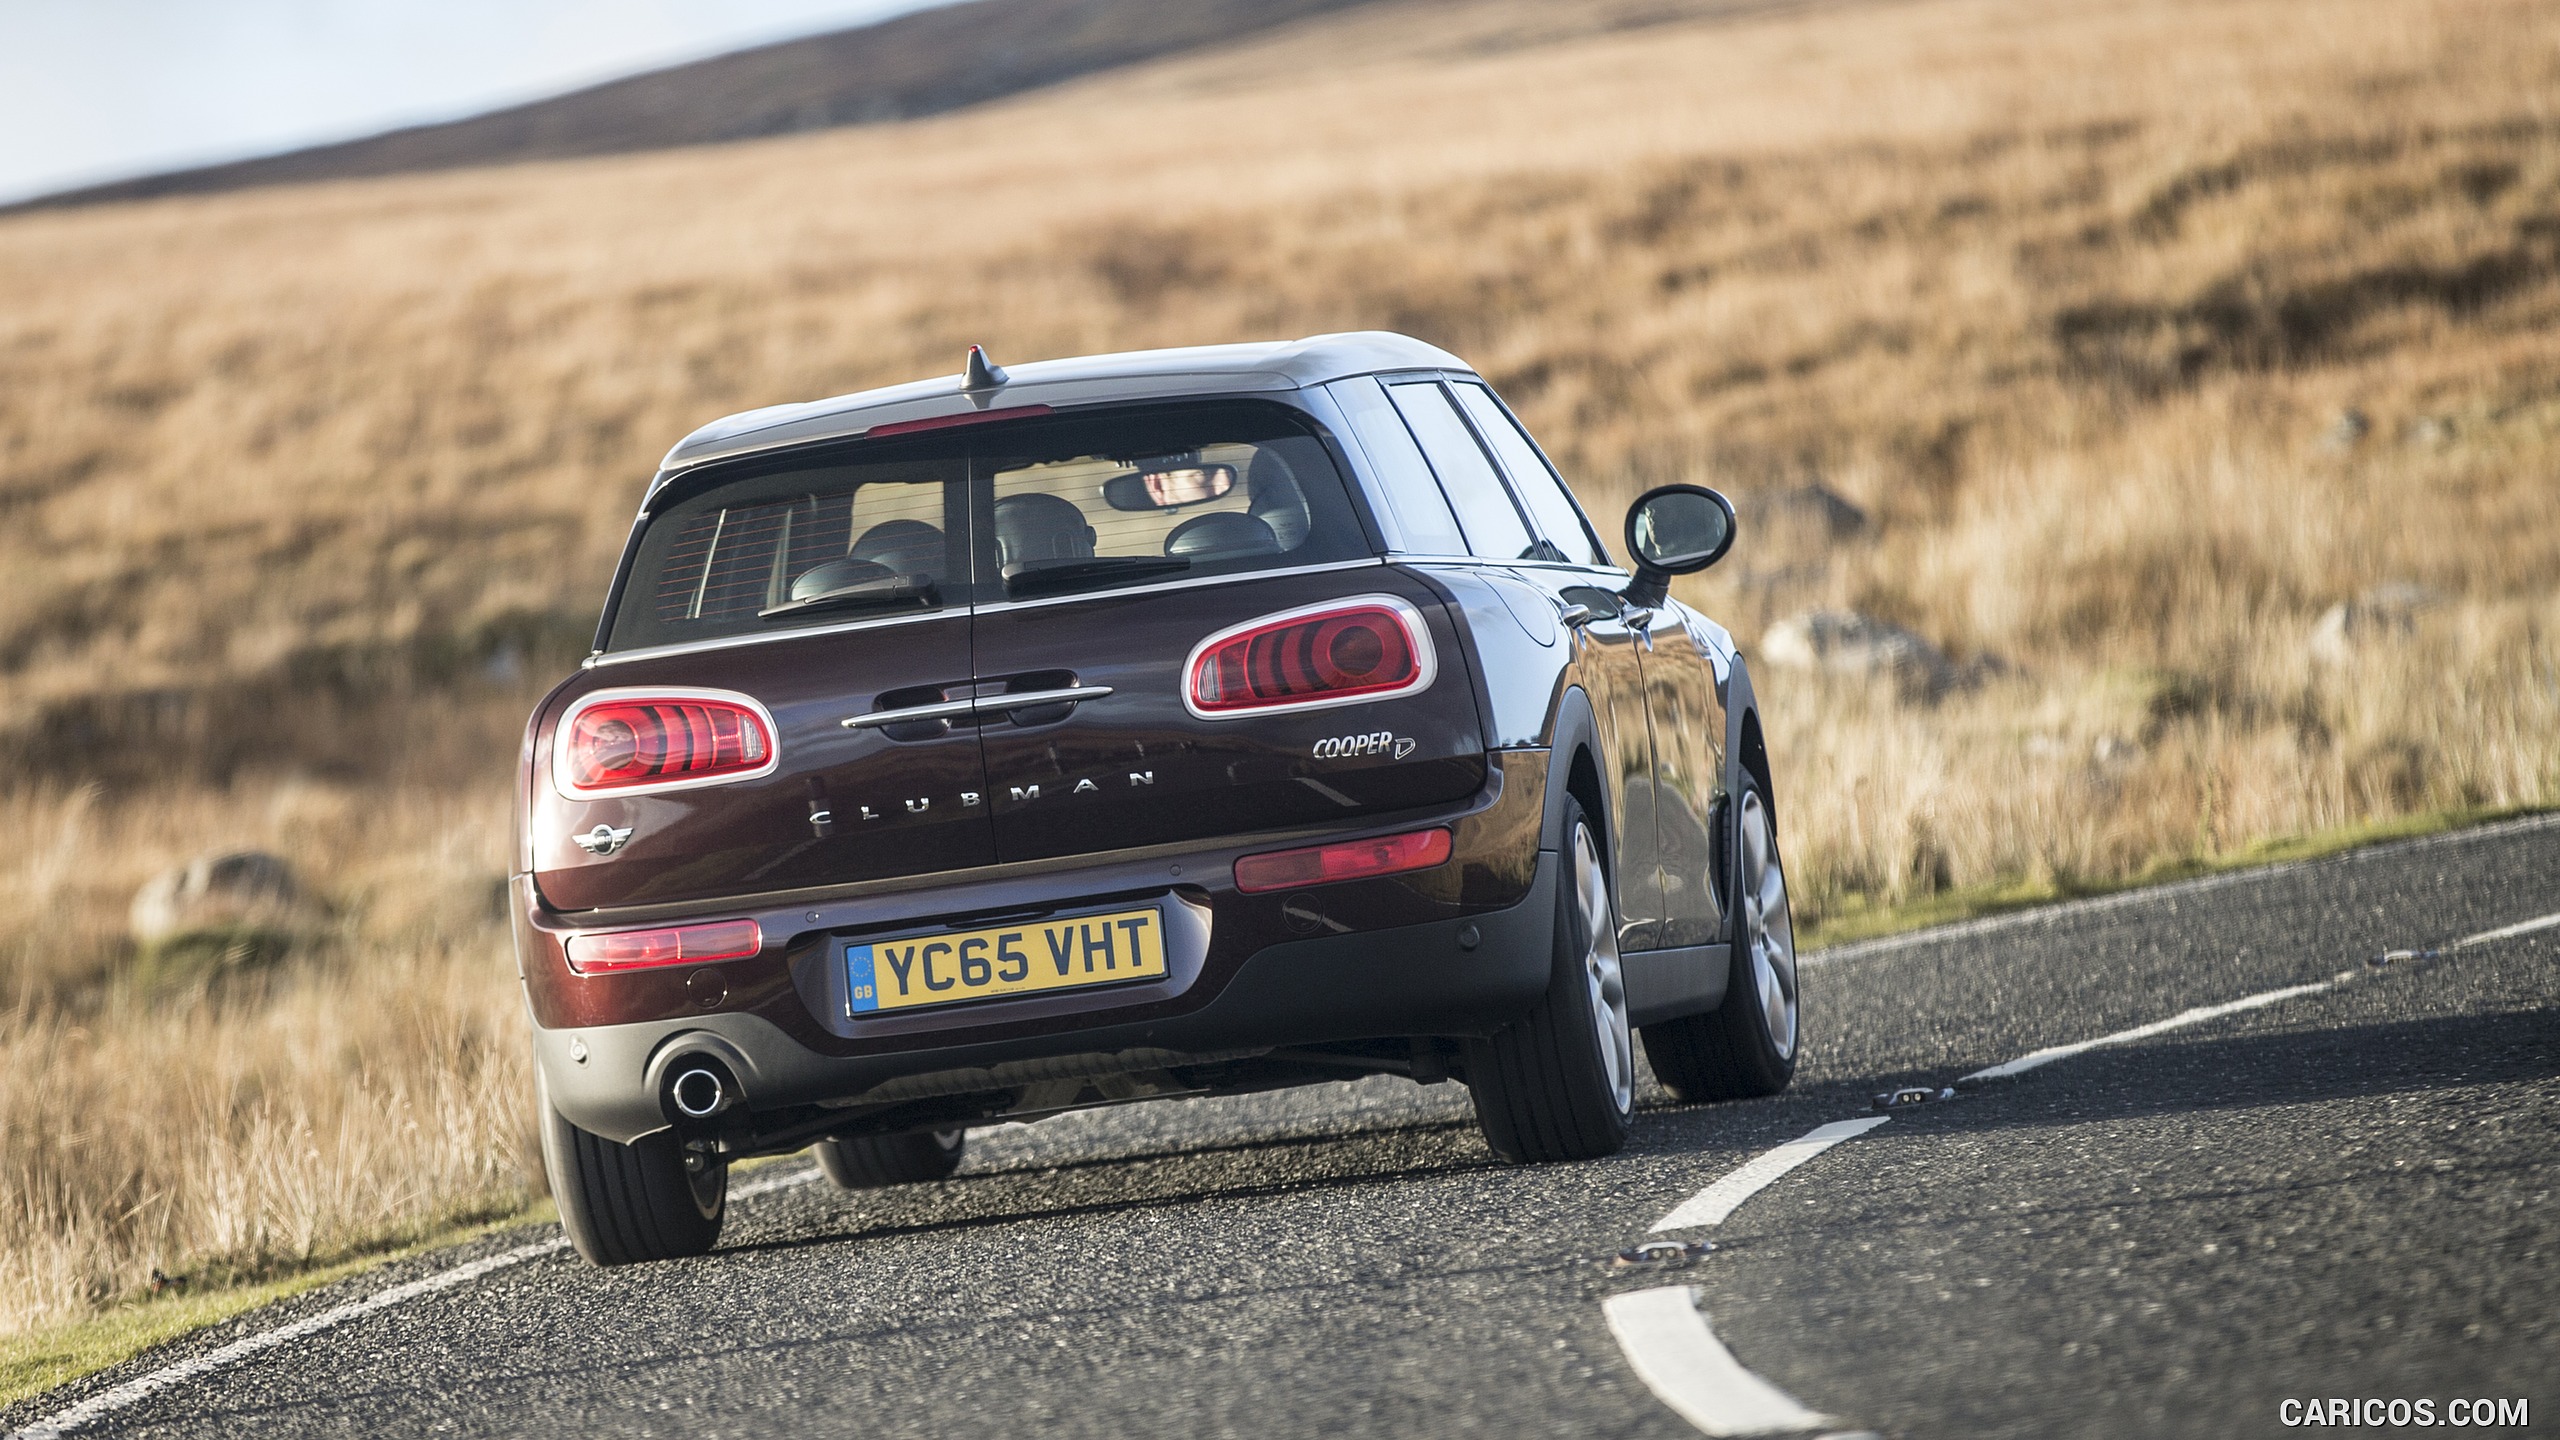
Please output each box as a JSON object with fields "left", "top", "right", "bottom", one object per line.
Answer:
{"left": 1, "top": 0, "right": 2556, "bottom": 1340}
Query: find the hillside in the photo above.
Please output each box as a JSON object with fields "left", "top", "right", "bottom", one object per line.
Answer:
{"left": 0, "top": 0, "right": 2554, "bottom": 1342}
{"left": 16, "top": 0, "right": 1749, "bottom": 209}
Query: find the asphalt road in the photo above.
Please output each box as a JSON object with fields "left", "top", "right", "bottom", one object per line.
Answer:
{"left": 12, "top": 816, "right": 2556, "bottom": 1439}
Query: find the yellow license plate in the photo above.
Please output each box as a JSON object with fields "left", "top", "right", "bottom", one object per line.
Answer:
{"left": 844, "top": 906, "right": 1166, "bottom": 1014}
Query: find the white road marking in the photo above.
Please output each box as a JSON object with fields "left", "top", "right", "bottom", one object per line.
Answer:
{"left": 1804, "top": 809, "right": 2560, "bottom": 966}
{"left": 12, "top": 1166, "right": 823, "bottom": 1438}
{"left": 1959, "top": 981, "right": 2330, "bottom": 1084}
{"left": 2455, "top": 908, "right": 2560, "bottom": 948}
{"left": 1651, "top": 1117, "right": 1890, "bottom": 1232}
{"left": 1604, "top": 1287, "right": 1833, "bottom": 1436}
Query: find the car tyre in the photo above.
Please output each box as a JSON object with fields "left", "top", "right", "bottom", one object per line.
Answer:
{"left": 813, "top": 1128, "right": 966, "bottom": 1189}
{"left": 1641, "top": 779, "right": 1800, "bottom": 1101}
{"left": 1464, "top": 799, "right": 1633, "bottom": 1162}
{"left": 540, "top": 1077, "right": 726, "bottom": 1266}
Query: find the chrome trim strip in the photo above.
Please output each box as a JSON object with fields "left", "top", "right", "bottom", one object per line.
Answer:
{"left": 585, "top": 558, "right": 1389, "bottom": 668}
{"left": 841, "top": 686, "right": 1114, "bottom": 730}
{"left": 983, "top": 685, "right": 1115, "bottom": 711}
{"left": 840, "top": 698, "right": 980, "bottom": 729}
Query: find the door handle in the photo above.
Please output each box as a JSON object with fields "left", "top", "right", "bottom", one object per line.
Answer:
{"left": 1557, "top": 603, "right": 1597, "bottom": 629}
{"left": 844, "top": 686, "right": 1113, "bottom": 730}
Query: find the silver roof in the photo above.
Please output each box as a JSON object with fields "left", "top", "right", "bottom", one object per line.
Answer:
{"left": 656, "top": 330, "right": 1469, "bottom": 474}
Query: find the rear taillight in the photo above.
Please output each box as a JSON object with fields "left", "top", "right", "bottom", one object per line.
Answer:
{"left": 1185, "top": 595, "right": 1435, "bottom": 718}
{"left": 554, "top": 688, "right": 776, "bottom": 797}
{"left": 566, "top": 919, "right": 763, "bottom": 974}
{"left": 1234, "top": 827, "right": 1454, "bottom": 893}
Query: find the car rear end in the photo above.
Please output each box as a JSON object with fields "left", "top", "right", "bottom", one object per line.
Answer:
{"left": 514, "top": 352, "right": 1560, "bottom": 1176}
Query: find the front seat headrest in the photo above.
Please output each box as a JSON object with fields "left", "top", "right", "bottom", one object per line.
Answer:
{"left": 1164, "top": 510, "right": 1281, "bottom": 561}
{"left": 1245, "top": 452, "right": 1311, "bottom": 550}
{"left": 994, "top": 492, "right": 1097, "bottom": 571}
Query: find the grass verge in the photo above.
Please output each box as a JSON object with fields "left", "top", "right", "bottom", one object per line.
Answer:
{"left": 0, "top": 1200, "right": 556, "bottom": 1414}
{"left": 1801, "top": 803, "right": 2555, "bottom": 952}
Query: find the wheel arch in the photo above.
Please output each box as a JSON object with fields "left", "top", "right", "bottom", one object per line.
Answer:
{"left": 1534, "top": 686, "right": 1611, "bottom": 871}
{"left": 1722, "top": 656, "right": 1772, "bottom": 943}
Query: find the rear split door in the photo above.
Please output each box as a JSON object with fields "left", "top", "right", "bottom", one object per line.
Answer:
{"left": 963, "top": 401, "right": 1487, "bottom": 864}
{"left": 531, "top": 435, "right": 992, "bottom": 911}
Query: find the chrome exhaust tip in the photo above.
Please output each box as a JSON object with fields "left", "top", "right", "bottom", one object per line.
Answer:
{"left": 668, "top": 1064, "right": 730, "bottom": 1120}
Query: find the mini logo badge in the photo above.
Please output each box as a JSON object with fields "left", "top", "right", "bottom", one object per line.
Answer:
{"left": 574, "top": 823, "right": 634, "bottom": 856}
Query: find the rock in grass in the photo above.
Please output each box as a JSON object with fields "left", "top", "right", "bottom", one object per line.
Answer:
{"left": 2320, "top": 408, "right": 2371, "bottom": 452}
{"left": 2307, "top": 582, "right": 2443, "bottom": 665}
{"left": 128, "top": 853, "right": 312, "bottom": 990}
{"left": 1760, "top": 610, "right": 1960, "bottom": 697}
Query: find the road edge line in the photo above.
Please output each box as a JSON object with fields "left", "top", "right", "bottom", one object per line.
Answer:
{"left": 11, "top": 1168, "right": 821, "bottom": 1438}
{"left": 1806, "top": 810, "right": 2560, "bottom": 965}
{"left": 1959, "top": 981, "right": 2332, "bottom": 1084}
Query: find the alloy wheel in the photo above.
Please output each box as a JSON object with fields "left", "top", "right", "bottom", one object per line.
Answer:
{"left": 1736, "top": 790, "right": 1799, "bottom": 1060}
{"left": 1572, "top": 821, "right": 1634, "bottom": 1113}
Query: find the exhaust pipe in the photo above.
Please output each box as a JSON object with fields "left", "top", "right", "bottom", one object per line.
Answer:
{"left": 667, "top": 1062, "right": 734, "bottom": 1120}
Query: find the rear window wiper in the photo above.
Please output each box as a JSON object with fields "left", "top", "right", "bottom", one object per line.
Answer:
{"left": 757, "top": 576, "right": 938, "bottom": 620}
{"left": 1003, "top": 557, "right": 1191, "bottom": 599}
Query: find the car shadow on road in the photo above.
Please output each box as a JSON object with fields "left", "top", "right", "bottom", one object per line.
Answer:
{"left": 725, "top": 1123, "right": 1510, "bottom": 1258}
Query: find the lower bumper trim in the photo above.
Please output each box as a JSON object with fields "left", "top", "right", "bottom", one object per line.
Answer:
{"left": 539, "top": 850, "right": 1558, "bottom": 1142}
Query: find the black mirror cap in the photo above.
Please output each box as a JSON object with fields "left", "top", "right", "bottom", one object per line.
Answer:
{"left": 1622, "top": 484, "right": 1737, "bottom": 608}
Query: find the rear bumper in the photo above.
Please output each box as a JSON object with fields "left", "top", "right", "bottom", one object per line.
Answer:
{"left": 538, "top": 848, "right": 1556, "bottom": 1143}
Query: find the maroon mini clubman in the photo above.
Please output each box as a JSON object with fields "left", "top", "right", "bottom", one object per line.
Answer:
{"left": 515, "top": 332, "right": 1801, "bottom": 1265}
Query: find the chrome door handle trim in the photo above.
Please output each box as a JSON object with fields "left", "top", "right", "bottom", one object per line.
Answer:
{"left": 843, "top": 686, "right": 1113, "bottom": 729}
{"left": 1557, "top": 603, "right": 1597, "bottom": 628}
{"left": 984, "top": 685, "right": 1113, "bottom": 712}
{"left": 842, "top": 698, "right": 979, "bottom": 729}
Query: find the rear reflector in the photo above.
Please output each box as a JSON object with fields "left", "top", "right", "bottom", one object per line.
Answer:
{"left": 556, "top": 689, "right": 776, "bottom": 797}
{"left": 1234, "top": 827, "right": 1454, "bottom": 894}
{"left": 1186, "top": 596, "right": 1433, "bottom": 718}
{"left": 566, "top": 919, "right": 763, "bottom": 974}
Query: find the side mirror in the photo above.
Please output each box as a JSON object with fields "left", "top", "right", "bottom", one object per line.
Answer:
{"left": 1622, "top": 484, "right": 1736, "bottom": 609}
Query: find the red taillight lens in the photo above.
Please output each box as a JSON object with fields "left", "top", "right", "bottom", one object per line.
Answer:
{"left": 1234, "top": 827, "right": 1454, "bottom": 894}
{"left": 1188, "top": 601, "right": 1428, "bottom": 715}
{"left": 566, "top": 919, "right": 762, "bottom": 974}
{"left": 560, "top": 695, "right": 772, "bottom": 793}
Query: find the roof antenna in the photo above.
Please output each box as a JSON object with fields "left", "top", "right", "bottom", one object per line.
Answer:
{"left": 961, "top": 344, "right": 1008, "bottom": 393}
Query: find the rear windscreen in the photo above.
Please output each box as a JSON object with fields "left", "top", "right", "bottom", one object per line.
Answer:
{"left": 601, "top": 400, "right": 1372, "bottom": 653}
{"left": 979, "top": 401, "right": 1371, "bottom": 601}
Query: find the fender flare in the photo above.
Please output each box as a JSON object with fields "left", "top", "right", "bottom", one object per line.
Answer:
{"left": 1531, "top": 686, "right": 1606, "bottom": 861}
{"left": 1719, "top": 654, "right": 1768, "bottom": 946}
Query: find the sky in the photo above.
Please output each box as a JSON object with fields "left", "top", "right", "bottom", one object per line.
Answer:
{"left": 0, "top": 0, "right": 960, "bottom": 204}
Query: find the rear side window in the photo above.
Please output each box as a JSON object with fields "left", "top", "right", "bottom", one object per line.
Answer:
{"left": 1328, "top": 377, "right": 1467, "bottom": 555}
{"left": 1452, "top": 382, "right": 1608, "bottom": 566}
{"left": 607, "top": 443, "right": 966, "bottom": 652}
{"left": 1385, "top": 380, "right": 1537, "bottom": 562}
{"left": 979, "top": 400, "right": 1371, "bottom": 601}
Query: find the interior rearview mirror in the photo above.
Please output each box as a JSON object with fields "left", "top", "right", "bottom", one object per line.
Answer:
{"left": 1101, "top": 462, "right": 1238, "bottom": 512}
{"left": 1622, "top": 484, "right": 1736, "bottom": 608}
